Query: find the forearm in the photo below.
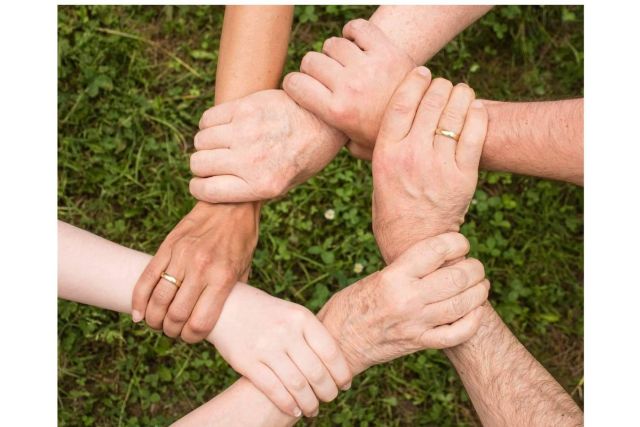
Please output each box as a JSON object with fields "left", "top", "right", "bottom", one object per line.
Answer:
{"left": 215, "top": 5, "right": 293, "bottom": 104}
{"left": 173, "top": 378, "right": 295, "bottom": 427}
{"left": 369, "top": 5, "right": 492, "bottom": 65}
{"left": 58, "top": 221, "right": 294, "bottom": 426}
{"left": 481, "top": 99, "right": 584, "bottom": 185}
{"left": 444, "top": 305, "right": 583, "bottom": 426}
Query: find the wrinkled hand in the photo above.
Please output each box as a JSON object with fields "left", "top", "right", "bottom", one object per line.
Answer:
{"left": 318, "top": 233, "right": 488, "bottom": 375}
{"left": 283, "top": 19, "right": 415, "bottom": 160}
{"left": 131, "top": 201, "right": 259, "bottom": 343}
{"left": 372, "top": 67, "right": 488, "bottom": 263}
{"left": 211, "top": 283, "right": 352, "bottom": 418}
{"left": 189, "top": 89, "right": 347, "bottom": 203}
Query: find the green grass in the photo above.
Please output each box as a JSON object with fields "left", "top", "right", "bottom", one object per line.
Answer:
{"left": 58, "top": 5, "right": 584, "bottom": 426}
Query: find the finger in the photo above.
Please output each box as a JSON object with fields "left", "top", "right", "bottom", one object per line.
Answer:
{"left": 456, "top": 99, "right": 489, "bottom": 172}
{"left": 299, "top": 51, "right": 343, "bottom": 91}
{"left": 144, "top": 260, "right": 184, "bottom": 330}
{"left": 190, "top": 150, "right": 237, "bottom": 178}
{"left": 283, "top": 71, "right": 333, "bottom": 118}
{"left": 288, "top": 343, "right": 339, "bottom": 403}
{"left": 180, "top": 268, "right": 236, "bottom": 343}
{"left": 377, "top": 66, "right": 432, "bottom": 143}
{"left": 131, "top": 244, "right": 172, "bottom": 322}
{"left": 389, "top": 232, "right": 471, "bottom": 278}
{"left": 322, "top": 36, "right": 364, "bottom": 66}
{"left": 418, "top": 258, "right": 486, "bottom": 305}
{"left": 342, "top": 18, "right": 388, "bottom": 52}
{"left": 303, "top": 320, "right": 352, "bottom": 391}
{"left": 189, "top": 176, "right": 258, "bottom": 204}
{"left": 193, "top": 125, "right": 233, "bottom": 151}
{"left": 419, "top": 305, "right": 485, "bottom": 349}
{"left": 246, "top": 362, "right": 301, "bottom": 418}
{"left": 423, "top": 280, "right": 490, "bottom": 325}
{"left": 433, "top": 83, "right": 475, "bottom": 160}
{"left": 345, "top": 141, "right": 373, "bottom": 161}
{"left": 266, "top": 354, "right": 320, "bottom": 417}
{"left": 162, "top": 270, "right": 204, "bottom": 338}
{"left": 409, "top": 77, "right": 454, "bottom": 145}
{"left": 199, "top": 100, "right": 236, "bottom": 129}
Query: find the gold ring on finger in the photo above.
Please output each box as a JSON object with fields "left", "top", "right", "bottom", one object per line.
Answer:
{"left": 160, "top": 271, "right": 181, "bottom": 288}
{"left": 435, "top": 128, "right": 460, "bottom": 142}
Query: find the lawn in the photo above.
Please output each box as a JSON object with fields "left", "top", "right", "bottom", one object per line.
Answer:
{"left": 58, "top": 5, "right": 584, "bottom": 426}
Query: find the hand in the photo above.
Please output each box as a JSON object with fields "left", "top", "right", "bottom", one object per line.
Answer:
{"left": 283, "top": 19, "right": 415, "bottom": 160}
{"left": 189, "top": 89, "right": 347, "bottom": 203}
{"left": 318, "top": 233, "right": 489, "bottom": 375}
{"left": 211, "top": 283, "right": 352, "bottom": 418}
{"left": 131, "top": 201, "right": 259, "bottom": 343}
{"left": 372, "top": 67, "right": 488, "bottom": 263}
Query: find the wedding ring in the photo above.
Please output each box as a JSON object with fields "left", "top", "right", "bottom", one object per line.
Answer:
{"left": 160, "top": 271, "right": 181, "bottom": 288}
{"left": 435, "top": 128, "right": 460, "bottom": 142}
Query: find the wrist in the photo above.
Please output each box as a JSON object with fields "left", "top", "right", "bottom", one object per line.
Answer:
{"left": 443, "top": 302, "right": 504, "bottom": 364}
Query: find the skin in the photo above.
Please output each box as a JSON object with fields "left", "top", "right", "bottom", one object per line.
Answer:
{"left": 284, "top": 17, "right": 584, "bottom": 184}
{"left": 372, "top": 67, "right": 487, "bottom": 263}
{"left": 189, "top": 90, "right": 346, "bottom": 203}
{"left": 60, "top": 221, "right": 350, "bottom": 418}
{"left": 192, "top": 8, "right": 581, "bottom": 204}
{"left": 131, "top": 6, "right": 294, "bottom": 343}
{"left": 58, "top": 221, "right": 488, "bottom": 425}
{"left": 371, "top": 70, "right": 583, "bottom": 425}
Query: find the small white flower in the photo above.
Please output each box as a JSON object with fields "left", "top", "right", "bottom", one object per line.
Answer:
{"left": 353, "top": 263, "right": 364, "bottom": 274}
{"left": 324, "top": 209, "right": 336, "bottom": 220}
{"left": 471, "top": 199, "right": 477, "bottom": 205}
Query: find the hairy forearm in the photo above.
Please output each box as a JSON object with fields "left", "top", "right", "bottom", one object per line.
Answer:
{"left": 481, "top": 99, "right": 584, "bottom": 185}
{"left": 445, "top": 304, "right": 583, "bottom": 426}
{"left": 369, "top": 5, "right": 492, "bottom": 65}
{"left": 215, "top": 5, "right": 293, "bottom": 104}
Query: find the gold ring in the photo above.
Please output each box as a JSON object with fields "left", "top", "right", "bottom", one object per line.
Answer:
{"left": 160, "top": 271, "right": 181, "bottom": 288}
{"left": 435, "top": 128, "right": 460, "bottom": 142}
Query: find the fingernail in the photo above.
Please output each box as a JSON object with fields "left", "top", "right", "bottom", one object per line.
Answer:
{"left": 131, "top": 310, "right": 143, "bottom": 323}
{"left": 311, "top": 409, "right": 319, "bottom": 417}
{"left": 417, "top": 66, "right": 430, "bottom": 77}
{"left": 341, "top": 381, "right": 352, "bottom": 391}
{"left": 471, "top": 100, "right": 484, "bottom": 109}
{"left": 293, "top": 407, "right": 302, "bottom": 417}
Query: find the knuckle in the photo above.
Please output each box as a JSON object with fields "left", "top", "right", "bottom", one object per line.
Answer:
{"left": 421, "top": 92, "right": 448, "bottom": 111}
{"left": 193, "top": 249, "right": 213, "bottom": 270}
{"left": 344, "top": 18, "right": 367, "bottom": 32}
{"left": 426, "top": 236, "right": 450, "bottom": 257}
{"left": 186, "top": 315, "right": 213, "bottom": 334}
{"left": 388, "top": 99, "right": 413, "bottom": 115}
{"left": 300, "top": 52, "right": 316, "bottom": 72}
{"left": 167, "top": 305, "right": 190, "bottom": 324}
{"left": 290, "top": 375, "right": 306, "bottom": 391}
{"left": 450, "top": 294, "right": 469, "bottom": 318}
{"left": 448, "top": 267, "right": 468, "bottom": 290}
{"left": 441, "top": 108, "right": 463, "bottom": 124}
{"left": 151, "top": 285, "right": 174, "bottom": 304}
{"left": 322, "top": 37, "right": 338, "bottom": 52}
{"left": 464, "top": 258, "right": 485, "bottom": 280}
{"left": 309, "top": 366, "right": 326, "bottom": 384}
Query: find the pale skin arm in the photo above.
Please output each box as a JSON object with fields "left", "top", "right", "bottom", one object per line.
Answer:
{"left": 59, "top": 221, "right": 296, "bottom": 426}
